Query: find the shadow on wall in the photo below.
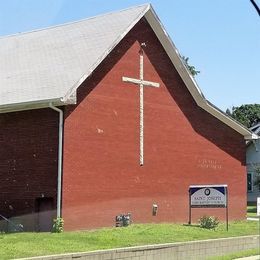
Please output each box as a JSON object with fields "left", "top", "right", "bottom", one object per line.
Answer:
{"left": 64, "top": 18, "right": 245, "bottom": 164}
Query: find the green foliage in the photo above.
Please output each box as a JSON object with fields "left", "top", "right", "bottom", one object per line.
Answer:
{"left": 247, "top": 206, "right": 257, "bottom": 217}
{"left": 52, "top": 218, "right": 64, "bottom": 233}
{"left": 199, "top": 216, "right": 219, "bottom": 230}
{"left": 226, "top": 104, "right": 260, "bottom": 128}
{"left": 181, "top": 55, "right": 200, "bottom": 77}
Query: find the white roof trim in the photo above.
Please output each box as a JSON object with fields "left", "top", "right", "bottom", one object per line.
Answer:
{"left": 144, "top": 6, "right": 256, "bottom": 140}
{"left": 0, "top": 4, "right": 256, "bottom": 140}
{"left": 250, "top": 122, "right": 260, "bottom": 134}
{"left": 62, "top": 4, "right": 151, "bottom": 103}
{"left": 0, "top": 4, "right": 150, "bottom": 113}
{"left": 0, "top": 98, "right": 71, "bottom": 114}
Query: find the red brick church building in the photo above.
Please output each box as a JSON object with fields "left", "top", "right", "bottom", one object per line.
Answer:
{"left": 0, "top": 4, "right": 257, "bottom": 231}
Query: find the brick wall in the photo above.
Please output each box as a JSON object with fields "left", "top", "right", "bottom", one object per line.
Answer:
{"left": 62, "top": 18, "right": 246, "bottom": 230}
{"left": 0, "top": 108, "right": 58, "bottom": 231}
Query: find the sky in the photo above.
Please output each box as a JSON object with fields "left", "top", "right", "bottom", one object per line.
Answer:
{"left": 0, "top": 0, "right": 259, "bottom": 111}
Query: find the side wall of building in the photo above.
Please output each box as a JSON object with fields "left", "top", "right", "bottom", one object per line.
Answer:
{"left": 0, "top": 108, "right": 58, "bottom": 231}
{"left": 63, "top": 18, "right": 246, "bottom": 230}
{"left": 246, "top": 139, "right": 260, "bottom": 202}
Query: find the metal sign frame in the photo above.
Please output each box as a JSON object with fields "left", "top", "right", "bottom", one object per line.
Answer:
{"left": 188, "top": 185, "right": 228, "bottom": 231}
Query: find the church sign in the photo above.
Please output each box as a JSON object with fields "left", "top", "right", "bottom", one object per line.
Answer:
{"left": 188, "top": 185, "right": 228, "bottom": 230}
{"left": 189, "top": 185, "right": 227, "bottom": 208}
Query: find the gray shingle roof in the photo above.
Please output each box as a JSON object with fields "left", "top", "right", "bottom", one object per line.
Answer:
{"left": 0, "top": 4, "right": 150, "bottom": 109}
{"left": 250, "top": 123, "right": 260, "bottom": 135}
{"left": 0, "top": 3, "right": 256, "bottom": 139}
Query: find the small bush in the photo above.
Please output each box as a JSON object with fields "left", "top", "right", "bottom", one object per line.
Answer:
{"left": 199, "top": 215, "right": 219, "bottom": 230}
{"left": 52, "top": 217, "right": 64, "bottom": 233}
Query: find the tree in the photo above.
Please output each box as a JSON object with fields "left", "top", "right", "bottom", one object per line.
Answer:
{"left": 181, "top": 56, "right": 200, "bottom": 77}
{"left": 226, "top": 104, "right": 260, "bottom": 128}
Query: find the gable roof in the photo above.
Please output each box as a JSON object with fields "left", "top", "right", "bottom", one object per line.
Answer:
{"left": 250, "top": 123, "right": 260, "bottom": 135}
{"left": 0, "top": 4, "right": 257, "bottom": 140}
{"left": 0, "top": 4, "right": 149, "bottom": 111}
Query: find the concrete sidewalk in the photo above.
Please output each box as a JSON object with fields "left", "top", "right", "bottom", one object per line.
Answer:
{"left": 235, "top": 255, "right": 260, "bottom": 260}
{"left": 247, "top": 217, "right": 259, "bottom": 221}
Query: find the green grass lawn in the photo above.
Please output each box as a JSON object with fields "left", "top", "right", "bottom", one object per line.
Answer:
{"left": 0, "top": 221, "right": 259, "bottom": 260}
{"left": 247, "top": 205, "right": 258, "bottom": 217}
{"left": 208, "top": 248, "right": 259, "bottom": 260}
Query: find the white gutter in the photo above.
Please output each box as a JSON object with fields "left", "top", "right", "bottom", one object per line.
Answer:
{"left": 49, "top": 103, "right": 63, "bottom": 219}
{"left": 0, "top": 98, "right": 63, "bottom": 114}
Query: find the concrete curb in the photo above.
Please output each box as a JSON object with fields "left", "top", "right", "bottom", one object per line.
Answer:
{"left": 235, "top": 256, "right": 260, "bottom": 260}
{"left": 16, "top": 235, "right": 259, "bottom": 260}
{"left": 247, "top": 217, "right": 260, "bottom": 221}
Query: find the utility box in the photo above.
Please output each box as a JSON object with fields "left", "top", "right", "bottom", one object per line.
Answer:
{"left": 152, "top": 204, "right": 158, "bottom": 216}
{"left": 115, "top": 213, "right": 131, "bottom": 227}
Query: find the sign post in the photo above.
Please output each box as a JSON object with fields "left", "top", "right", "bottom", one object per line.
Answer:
{"left": 257, "top": 197, "right": 260, "bottom": 256}
{"left": 257, "top": 197, "right": 260, "bottom": 217}
{"left": 188, "top": 189, "right": 191, "bottom": 225}
{"left": 189, "top": 185, "right": 228, "bottom": 231}
{"left": 226, "top": 188, "right": 228, "bottom": 231}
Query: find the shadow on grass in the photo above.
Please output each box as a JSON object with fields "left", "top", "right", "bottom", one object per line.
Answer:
{"left": 247, "top": 206, "right": 257, "bottom": 213}
{"left": 182, "top": 224, "right": 200, "bottom": 228}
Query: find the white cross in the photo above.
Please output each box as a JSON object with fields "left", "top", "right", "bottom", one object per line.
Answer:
{"left": 122, "top": 45, "right": 160, "bottom": 166}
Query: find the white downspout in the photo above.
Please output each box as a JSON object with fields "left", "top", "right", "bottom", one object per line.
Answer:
{"left": 49, "top": 103, "right": 63, "bottom": 219}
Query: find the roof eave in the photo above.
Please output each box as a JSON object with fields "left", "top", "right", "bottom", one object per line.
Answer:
{"left": 144, "top": 7, "right": 256, "bottom": 140}
{"left": 1, "top": 4, "right": 256, "bottom": 141}
{"left": 200, "top": 101, "right": 258, "bottom": 140}
{"left": 62, "top": 4, "right": 151, "bottom": 101}
{"left": 0, "top": 4, "right": 150, "bottom": 113}
{"left": 0, "top": 97, "right": 73, "bottom": 114}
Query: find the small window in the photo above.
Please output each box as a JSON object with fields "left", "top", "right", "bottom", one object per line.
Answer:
{"left": 247, "top": 173, "right": 253, "bottom": 192}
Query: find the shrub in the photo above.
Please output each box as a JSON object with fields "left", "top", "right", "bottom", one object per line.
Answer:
{"left": 199, "top": 215, "right": 219, "bottom": 230}
{"left": 52, "top": 217, "right": 64, "bottom": 233}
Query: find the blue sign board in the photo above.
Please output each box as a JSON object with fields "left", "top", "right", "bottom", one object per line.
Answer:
{"left": 189, "top": 185, "right": 227, "bottom": 208}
